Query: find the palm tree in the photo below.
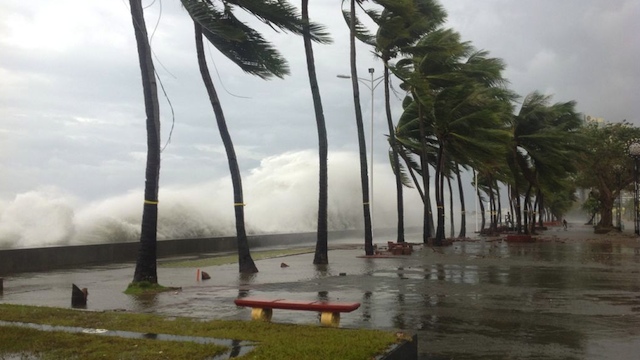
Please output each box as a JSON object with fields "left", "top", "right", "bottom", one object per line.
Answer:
{"left": 182, "top": 0, "right": 330, "bottom": 272}
{"left": 394, "top": 104, "right": 435, "bottom": 243}
{"left": 301, "top": 0, "right": 332, "bottom": 264}
{"left": 372, "top": 0, "right": 446, "bottom": 243}
{"left": 397, "top": 29, "right": 512, "bottom": 245}
{"left": 129, "top": 0, "right": 162, "bottom": 284}
{"left": 193, "top": 23, "right": 258, "bottom": 273}
{"left": 454, "top": 162, "right": 467, "bottom": 238}
{"left": 345, "top": 0, "right": 374, "bottom": 255}
{"left": 507, "top": 91, "right": 582, "bottom": 233}
{"left": 347, "top": 0, "right": 446, "bottom": 243}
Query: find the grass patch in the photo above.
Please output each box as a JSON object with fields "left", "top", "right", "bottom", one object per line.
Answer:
{"left": 124, "top": 281, "right": 177, "bottom": 295}
{"left": 0, "top": 304, "right": 399, "bottom": 360}
{"left": 161, "top": 247, "right": 315, "bottom": 268}
{"left": 0, "top": 326, "right": 226, "bottom": 360}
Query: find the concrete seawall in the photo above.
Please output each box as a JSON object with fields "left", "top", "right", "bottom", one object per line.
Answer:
{"left": 0, "top": 230, "right": 364, "bottom": 275}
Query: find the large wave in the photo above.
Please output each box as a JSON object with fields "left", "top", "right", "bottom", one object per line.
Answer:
{"left": 0, "top": 151, "right": 428, "bottom": 248}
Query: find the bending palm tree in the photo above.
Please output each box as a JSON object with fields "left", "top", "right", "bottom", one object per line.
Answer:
{"left": 182, "top": 0, "right": 330, "bottom": 272}
{"left": 194, "top": 23, "right": 257, "bottom": 273}
{"left": 395, "top": 29, "right": 512, "bottom": 245}
{"left": 507, "top": 91, "right": 582, "bottom": 234}
{"left": 129, "top": 0, "right": 162, "bottom": 284}
{"left": 373, "top": 0, "right": 446, "bottom": 243}
{"left": 302, "top": 0, "right": 332, "bottom": 265}
{"left": 347, "top": 0, "right": 373, "bottom": 255}
{"left": 348, "top": 0, "right": 446, "bottom": 243}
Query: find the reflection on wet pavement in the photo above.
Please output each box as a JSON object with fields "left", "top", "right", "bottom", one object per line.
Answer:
{"left": 2, "top": 226, "right": 640, "bottom": 359}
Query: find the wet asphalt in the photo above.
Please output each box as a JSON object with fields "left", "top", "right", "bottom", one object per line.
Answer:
{"left": 2, "top": 224, "right": 640, "bottom": 360}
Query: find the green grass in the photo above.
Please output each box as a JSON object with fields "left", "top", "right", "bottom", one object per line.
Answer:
{"left": 0, "top": 304, "right": 400, "bottom": 360}
{"left": 0, "top": 326, "right": 226, "bottom": 360}
{"left": 160, "top": 247, "right": 315, "bottom": 268}
{"left": 124, "top": 281, "right": 177, "bottom": 295}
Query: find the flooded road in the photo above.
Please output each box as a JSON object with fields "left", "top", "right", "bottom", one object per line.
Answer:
{"left": 2, "top": 225, "right": 640, "bottom": 359}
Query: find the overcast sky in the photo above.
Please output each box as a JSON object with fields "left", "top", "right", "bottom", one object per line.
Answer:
{"left": 1, "top": 0, "right": 639, "bottom": 245}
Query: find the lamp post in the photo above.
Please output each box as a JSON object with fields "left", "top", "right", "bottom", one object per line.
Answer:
{"left": 613, "top": 164, "right": 623, "bottom": 231}
{"left": 626, "top": 139, "right": 640, "bottom": 235}
{"left": 337, "top": 69, "right": 384, "bottom": 225}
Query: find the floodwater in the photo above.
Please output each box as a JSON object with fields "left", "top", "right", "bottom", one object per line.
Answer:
{"left": 2, "top": 225, "right": 640, "bottom": 359}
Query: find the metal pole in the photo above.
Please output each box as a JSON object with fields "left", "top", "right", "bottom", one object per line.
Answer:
{"left": 336, "top": 71, "right": 383, "bottom": 231}
{"left": 633, "top": 157, "right": 640, "bottom": 235}
{"left": 618, "top": 173, "right": 622, "bottom": 230}
{"left": 369, "top": 68, "right": 374, "bottom": 229}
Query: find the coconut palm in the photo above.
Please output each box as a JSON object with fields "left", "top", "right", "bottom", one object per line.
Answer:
{"left": 394, "top": 94, "right": 437, "bottom": 243}
{"left": 507, "top": 91, "right": 583, "bottom": 233}
{"left": 129, "top": 0, "right": 162, "bottom": 284}
{"left": 301, "top": 0, "right": 332, "bottom": 264}
{"left": 345, "top": 0, "right": 446, "bottom": 243}
{"left": 369, "top": 0, "right": 447, "bottom": 243}
{"left": 182, "top": 0, "right": 330, "bottom": 272}
{"left": 396, "top": 29, "right": 513, "bottom": 245}
{"left": 344, "top": 0, "right": 374, "bottom": 255}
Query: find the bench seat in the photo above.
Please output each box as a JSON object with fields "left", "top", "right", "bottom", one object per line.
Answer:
{"left": 234, "top": 298, "right": 360, "bottom": 327}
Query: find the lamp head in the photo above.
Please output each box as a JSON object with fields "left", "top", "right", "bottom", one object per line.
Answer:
{"left": 628, "top": 139, "right": 640, "bottom": 158}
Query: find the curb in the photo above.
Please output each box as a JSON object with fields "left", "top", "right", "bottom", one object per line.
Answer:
{"left": 377, "top": 334, "right": 418, "bottom": 360}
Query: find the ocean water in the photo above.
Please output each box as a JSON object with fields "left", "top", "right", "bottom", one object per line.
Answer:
{"left": 0, "top": 151, "right": 493, "bottom": 249}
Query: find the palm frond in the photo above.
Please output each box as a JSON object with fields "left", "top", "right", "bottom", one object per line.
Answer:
{"left": 182, "top": 0, "right": 289, "bottom": 79}
{"left": 389, "top": 147, "right": 413, "bottom": 187}
{"left": 230, "top": 0, "right": 333, "bottom": 44}
{"left": 341, "top": 0, "right": 376, "bottom": 45}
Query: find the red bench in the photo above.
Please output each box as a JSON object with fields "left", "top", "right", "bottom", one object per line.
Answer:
{"left": 234, "top": 298, "right": 361, "bottom": 327}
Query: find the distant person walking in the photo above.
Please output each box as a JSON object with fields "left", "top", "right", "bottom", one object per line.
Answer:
{"left": 562, "top": 219, "right": 568, "bottom": 230}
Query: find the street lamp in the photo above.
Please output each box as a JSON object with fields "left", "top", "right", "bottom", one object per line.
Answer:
{"left": 337, "top": 69, "right": 384, "bottom": 224}
{"left": 613, "top": 164, "right": 623, "bottom": 230}
{"left": 626, "top": 139, "right": 640, "bottom": 235}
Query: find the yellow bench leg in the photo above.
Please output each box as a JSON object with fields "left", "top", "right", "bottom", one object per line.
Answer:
{"left": 251, "top": 307, "right": 273, "bottom": 322}
{"left": 320, "top": 312, "right": 340, "bottom": 327}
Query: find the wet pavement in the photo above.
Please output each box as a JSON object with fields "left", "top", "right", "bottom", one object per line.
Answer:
{"left": 2, "top": 224, "right": 640, "bottom": 359}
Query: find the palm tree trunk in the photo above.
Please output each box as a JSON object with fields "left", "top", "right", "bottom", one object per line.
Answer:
{"left": 537, "top": 190, "right": 544, "bottom": 228}
{"left": 497, "top": 186, "right": 502, "bottom": 228}
{"left": 508, "top": 184, "right": 515, "bottom": 227}
{"left": 302, "top": 0, "right": 328, "bottom": 265}
{"left": 417, "top": 102, "right": 431, "bottom": 243}
{"left": 478, "top": 190, "right": 486, "bottom": 231}
{"left": 488, "top": 179, "right": 496, "bottom": 233}
{"left": 349, "top": 0, "right": 373, "bottom": 255}
{"left": 426, "top": 174, "right": 435, "bottom": 238}
{"left": 434, "top": 143, "right": 446, "bottom": 245}
{"left": 447, "top": 174, "right": 454, "bottom": 238}
{"left": 513, "top": 184, "right": 523, "bottom": 234}
{"left": 130, "top": 0, "right": 161, "bottom": 284}
{"left": 456, "top": 164, "right": 466, "bottom": 238}
{"left": 532, "top": 190, "right": 540, "bottom": 233}
{"left": 422, "top": 155, "right": 430, "bottom": 244}
{"left": 194, "top": 23, "right": 257, "bottom": 274}
{"left": 524, "top": 184, "right": 533, "bottom": 234}
{"left": 383, "top": 64, "right": 404, "bottom": 243}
